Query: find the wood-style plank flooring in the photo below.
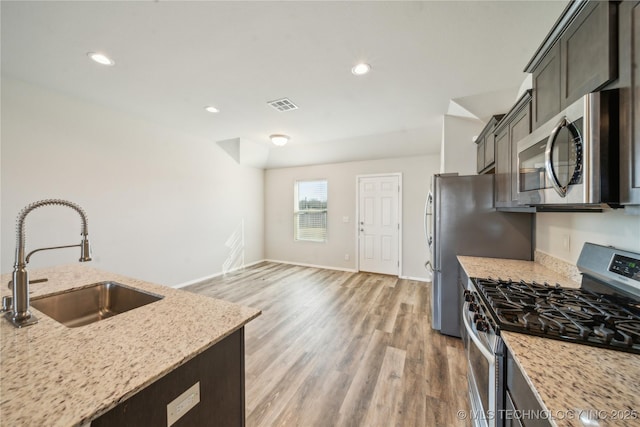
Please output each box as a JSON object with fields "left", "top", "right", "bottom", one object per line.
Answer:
{"left": 185, "top": 262, "right": 470, "bottom": 427}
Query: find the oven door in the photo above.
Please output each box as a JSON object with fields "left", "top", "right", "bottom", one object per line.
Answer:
{"left": 463, "top": 302, "right": 497, "bottom": 427}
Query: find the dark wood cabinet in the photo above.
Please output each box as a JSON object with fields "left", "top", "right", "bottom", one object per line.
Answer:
{"left": 618, "top": 0, "right": 640, "bottom": 205}
{"left": 92, "top": 328, "right": 246, "bottom": 427}
{"left": 477, "top": 139, "right": 486, "bottom": 174}
{"left": 494, "top": 92, "right": 532, "bottom": 208}
{"left": 560, "top": 0, "right": 618, "bottom": 108}
{"left": 532, "top": 43, "right": 561, "bottom": 129}
{"left": 475, "top": 115, "right": 504, "bottom": 174}
{"left": 528, "top": 0, "right": 618, "bottom": 130}
{"left": 505, "top": 348, "right": 552, "bottom": 427}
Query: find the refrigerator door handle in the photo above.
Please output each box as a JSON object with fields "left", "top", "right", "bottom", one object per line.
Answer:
{"left": 424, "top": 191, "right": 433, "bottom": 249}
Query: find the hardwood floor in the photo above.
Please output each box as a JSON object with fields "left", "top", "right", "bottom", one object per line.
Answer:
{"left": 185, "top": 262, "right": 470, "bottom": 427}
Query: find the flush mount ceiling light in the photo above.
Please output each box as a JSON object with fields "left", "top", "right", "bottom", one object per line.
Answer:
{"left": 87, "top": 52, "right": 115, "bottom": 66}
{"left": 351, "top": 63, "right": 371, "bottom": 76}
{"left": 270, "top": 134, "right": 290, "bottom": 146}
{"left": 204, "top": 106, "right": 220, "bottom": 113}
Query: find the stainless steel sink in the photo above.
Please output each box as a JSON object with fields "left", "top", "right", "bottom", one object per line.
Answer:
{"left": 31, "top": 281, "right": 164, "bottom": 328}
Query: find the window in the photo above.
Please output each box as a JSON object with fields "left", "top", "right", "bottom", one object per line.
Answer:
{"left": 294, "top": 180, "right": 328, "bottom": 242}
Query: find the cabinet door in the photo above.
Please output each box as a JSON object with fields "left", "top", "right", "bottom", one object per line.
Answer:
{"left": 509, "top": 105, "right": 531, "bottom": 203}
{"left": 620, "top": 1, "right": 640, "bottom": 204}
{"left": 92, "top": 329, "right": 246, "bottom": 427}
{"left": 505, "top": 392, "right": 524, "bottom": 427}
{"left": 477, "top": 140, "right": 485, "bottom": 174}
{"left": 532, "top": 42, "right": 561, "bottom": 130}
{"left": 494, "top": 127, "right": 510, "bottom": 207}
{"left": 485, "top": 133, "right": 495, "bottom": 168}
{"left": 560, "top": 1, "right": 617, "bottom": 108}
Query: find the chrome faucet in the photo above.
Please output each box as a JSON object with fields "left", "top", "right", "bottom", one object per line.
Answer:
{"left": 4, "top": 199, "right": 92, "bottom": 328}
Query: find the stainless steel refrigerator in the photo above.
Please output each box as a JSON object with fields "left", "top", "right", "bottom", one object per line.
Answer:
{"left": 425, "top": 173, "right": 534, "bottom": 337}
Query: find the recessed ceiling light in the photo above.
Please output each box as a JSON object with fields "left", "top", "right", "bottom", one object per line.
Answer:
{"left": 351, "top": 63, "right": 371, "bottom": 76}
{"left": 87, "top": 52, "right": 115, "bottom": 66}
{"left": 205, "top": 106, "right": 220, "bottom": 113}
{"left": 270, "top": 134, "right": 290, "bottom": 146}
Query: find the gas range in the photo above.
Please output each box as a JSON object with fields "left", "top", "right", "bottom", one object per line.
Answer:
{"left": 471, "top": 277, "right": 640, "bottom": 354}
{"left": 469, "top": 243, "right": 640, "bottom": 354}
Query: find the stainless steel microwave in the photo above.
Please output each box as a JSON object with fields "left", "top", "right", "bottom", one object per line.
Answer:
{"left": 516, "top": 90, "right": 619, "bottom": 208}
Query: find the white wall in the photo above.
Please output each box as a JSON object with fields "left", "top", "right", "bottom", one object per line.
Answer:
{"left": 1, "top": 78, "right": 264, "bottom": 286}
{"left": 264, "top": 155, "right": 439, "bottom": 280}
{"left": 441, "top": 114, "right": 484, "bottom": 174}
{"left": 536, "top": 209, "right": 640, "bottom": 264}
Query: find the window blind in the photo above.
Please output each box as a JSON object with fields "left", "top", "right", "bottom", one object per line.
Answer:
{"left": 294, "top": 180, "right": 328, "bottom": 242}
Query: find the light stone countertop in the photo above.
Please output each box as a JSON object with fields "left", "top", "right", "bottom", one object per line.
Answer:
{"left": 457, "top": 255, "right": 581, "bottom": 288}
{"left": 0, "top": 264, "right": 261, "bottom": 427}
{"left": 458, "top": 256, "right": 640, "bottom": 427}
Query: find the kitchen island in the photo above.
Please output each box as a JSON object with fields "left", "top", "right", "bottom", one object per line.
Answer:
{"left": 0, "top": 264, "right": 261, "bottom": 426}
{"left": 458, "top": 255, "right": 640, "bottom": 427}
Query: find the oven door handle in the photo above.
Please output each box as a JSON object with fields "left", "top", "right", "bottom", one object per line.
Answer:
{"left": 462, "top": 302, "right": 494, "bottom": 362}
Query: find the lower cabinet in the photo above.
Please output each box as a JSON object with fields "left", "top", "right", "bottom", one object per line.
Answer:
{"left": 505, "top": 348, "right": 551, "bottom": 427}
{"left": 92, "top": 328, "right": 245, "bottom": 427}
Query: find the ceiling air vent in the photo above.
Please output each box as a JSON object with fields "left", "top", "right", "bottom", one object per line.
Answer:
{"left": 267, "top": 98, "right": 298, "bottom": 112}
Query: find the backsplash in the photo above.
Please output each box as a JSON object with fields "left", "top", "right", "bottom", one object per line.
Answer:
{"left": 534, "top": 250, "right": 582, "bottom": 284}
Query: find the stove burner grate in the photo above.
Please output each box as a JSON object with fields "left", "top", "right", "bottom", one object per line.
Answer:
{"left": 473, "top": 277, "right": 640, "bottom": 354}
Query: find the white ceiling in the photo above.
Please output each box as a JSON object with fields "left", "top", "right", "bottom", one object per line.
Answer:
{"left": 1, "top": 0, "right": 568, "bottom": 168}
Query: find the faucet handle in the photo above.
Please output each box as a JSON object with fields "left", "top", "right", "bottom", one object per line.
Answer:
{"left": 1, "top": 296, "right": 12, "bottom": 312}
{"left": 7, "top": 278, "right": 48, "bottom": 289}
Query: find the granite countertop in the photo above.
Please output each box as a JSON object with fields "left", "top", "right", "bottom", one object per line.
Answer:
{"left": 0, "top": 264, "right": 261, "bottom": 427}
{"left": 457, "top": 255, "right": 580, "bottom": 288}
{"left": 458, "top": 256, "right": 640, "bottom": 427}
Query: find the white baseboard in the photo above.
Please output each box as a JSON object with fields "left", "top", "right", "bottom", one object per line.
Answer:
{"left": 175, "top": 259, "right": 429, "bottom": 289}
{"left": 264, "top": 259, "right": 358, "bottom": 273}
{"left": 399, "top": 275, "right": 431, "bottom": 283}
{"left": 172, "top": 259, "right": 267, "bottom": 288}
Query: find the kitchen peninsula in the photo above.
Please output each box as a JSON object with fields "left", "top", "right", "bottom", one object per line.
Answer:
{"left": 0, "top": 264, "right": 260, "bottom": 426}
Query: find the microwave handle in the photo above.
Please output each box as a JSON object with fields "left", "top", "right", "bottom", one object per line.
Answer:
{"left": 545, "top": 116, "right": 569, "bottom": 197}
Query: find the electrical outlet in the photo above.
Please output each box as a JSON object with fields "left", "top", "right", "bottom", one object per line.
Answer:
{"left": 167, "top": 382, "right": 200, "bottom": 426}
{"left": 342, "top": 216, "right": 349, "bottom": 223}
{"left": 344, "top": 254, "right": 350, "bottom": 261}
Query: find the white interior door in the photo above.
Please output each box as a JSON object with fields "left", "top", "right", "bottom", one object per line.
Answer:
{"left": 358, "top": 175, "right": 400, "bottom": 275}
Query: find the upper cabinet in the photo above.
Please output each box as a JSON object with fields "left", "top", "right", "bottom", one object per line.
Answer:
{"left": 618, "top": 0, "right": 640, "bottom": 205}
{"left": 475, "top": 115, "right": 504, "bottom": 175}
{"left": 494, "top": 92, "right": 532, "bottom": 209}
{"left": 526, "top": 1, "right": 618, "bottom": 130}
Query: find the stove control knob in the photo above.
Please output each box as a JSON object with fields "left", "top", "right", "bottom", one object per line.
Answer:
{"left": 463, "top": 290, "right": 474, "bottom": 302}
{"left": 475, "top": 319, "right": 488, "bottom": 332}
{"left": 468, "top": 303, "right": 478, "bottom": 313}
{"left": 473, "top": 313, "right": 484, "bottom": 323}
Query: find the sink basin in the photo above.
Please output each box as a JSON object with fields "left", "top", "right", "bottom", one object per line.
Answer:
{"left": 31, "top": 281, "right": 164, "bottom": 328}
